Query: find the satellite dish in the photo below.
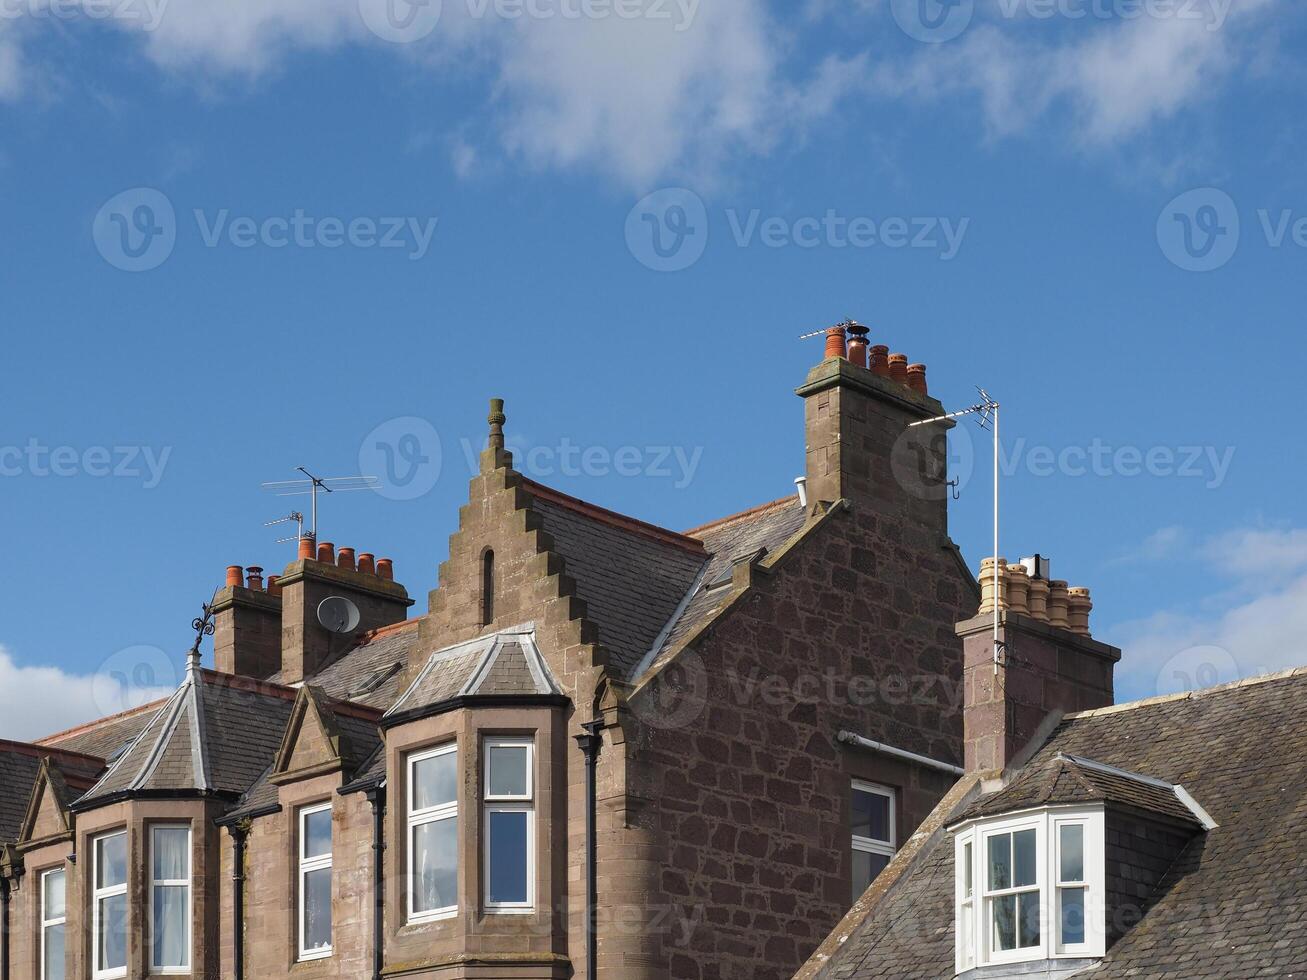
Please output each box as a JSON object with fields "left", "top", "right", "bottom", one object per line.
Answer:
{"left": 317, "top": 596, "right": 360, "bottom": 635}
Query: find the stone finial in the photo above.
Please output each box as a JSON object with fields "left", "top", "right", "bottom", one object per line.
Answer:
{"left": 488, "top": 398, "right": 507, "bottom": 451}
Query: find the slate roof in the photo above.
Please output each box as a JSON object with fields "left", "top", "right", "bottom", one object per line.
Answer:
{"left": 267, "top": 618, "right": 420, "bottom": 710}
{"left": 523, "top": 480, "right": 709, "bottom": 680}
{"left": 37, "top": 698, "right": 167, "bottom": 760}
{"left": 76, "top": 665, "right": 296, "bottom": 808}
{"left": 0, "top": 742, "right": 103, "bottom": 843}
{"left": 807, "top": 668, "right": 1307, "bottom": 980}
{"left": 385, "top": 624, "right": 561, "bottom": 723}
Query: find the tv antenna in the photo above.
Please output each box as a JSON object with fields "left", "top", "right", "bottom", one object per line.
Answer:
{"left": 264, "top": 510, "right": 305, "bottom": 544}
{"left": 911, "top": 387, "right": 1002, "bottom": 673}
{"left": 261, "top": 467, "right": 379, "bottom": 541}
{"left": 797, "top": 318, "right": 866, "bottom": 340}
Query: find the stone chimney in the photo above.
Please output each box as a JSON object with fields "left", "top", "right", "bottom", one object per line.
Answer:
{"left": 213, "top": 565, "right": 284, "bottom": 679}
{"left": 796, "top": 321, "right": 952, "bottom": 529}
{"left": 960, "top": 557, "right": 1120, "bottom": 773}
{"left": 277, "top": 538, "right": 415, "bottom": 684}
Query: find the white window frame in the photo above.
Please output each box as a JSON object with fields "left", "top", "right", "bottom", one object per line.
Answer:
{"left": 40, "top": 867, "right": 66, "bottom": 980}
{"left": 297, "top": 803, "right": 333, "bottom": 962}
{"left": 92, "top": 830, "right": 128, "bottom": 980}
{"left": 407, "top": 742, "right": 459, "bottom": 923}
{"left": 851, "top": 780, "right": 897, "bottom": 898}
{"left": 148, "top": 824, "right": 192, "bottom": 975}
{"left": 483, "top": 736, "right": 535, "bottom": 914}
{"left": 953, "top": 807, "right": 1105, "bottom": 973}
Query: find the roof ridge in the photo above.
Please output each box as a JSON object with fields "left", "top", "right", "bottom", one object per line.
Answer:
{"left": 682, "top": 494, "right": 800, "bottom": 537}
{"left": 357, "top": 617, "right": 422, "bottom": 643}
{"left": 1065, "top": 664, "right": 1307, "bottom": 720}
{"left": 522, "top": 478, "right": 706, "bottom": 554}
{"left": 197, "top": 668, "right": 301, "bottom": 702}
{"left": 35, "top": 696, "right": 170, "bottom": 747}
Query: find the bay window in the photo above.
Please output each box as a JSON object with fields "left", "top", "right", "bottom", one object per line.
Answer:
{"left": 851, "top": 781, "right": 896, "bottom": 901}
{"left": 954, "top": 808, "right": 1105, "bottom": 972}
{"left": 298, "top": 803, "right": 333, "bottom": 960}
{"left": 92, "top": 831, "right": 128, "bottom": 980}
{"left": 41, "top": 868, "right": 66, "bottom": 980}
{"left": 483, "top": 736, "right": 534, "bottom": 912}
{"left": 150, "top": 825, "right": 191, "bottom": 972}
{"left": 408, "top": 743, "right": 459, "bottom": 921}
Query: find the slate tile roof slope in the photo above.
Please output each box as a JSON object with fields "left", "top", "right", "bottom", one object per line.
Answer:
{"left": 0, "top": 743, "right": 104, "bottom": 842}
{"left": 77, "top": 668, "right": 296, "bottom": 807}
{"left": 523, "top": 480, "right": 709, "bottom": 681}
{"left": 267, "top": 618, "right": 421, "bottom": 711}
{"left": 814, "top": 668, "right": 1307, "bottom": 980}
{"left": 959, "top": 754, "right": 1202, "bottom": 827}
{"left": 37, "top": 698, "right": 167, "bottom": 760}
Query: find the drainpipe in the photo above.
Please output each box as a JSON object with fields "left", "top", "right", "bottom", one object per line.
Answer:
{"left": 365, "top": 786, "right": 386, "bottom": 980}
{"left": 227, "top": 822, "right": 249, "bottom": 980}
{"left": 1, "top": 874, "right": 10, "bottom": 980}
{"left": 574, "top": 721, "right": 603, "bottom": 980}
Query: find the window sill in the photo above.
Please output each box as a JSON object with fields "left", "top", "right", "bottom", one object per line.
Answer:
{"left": 297, "top": 948, "right": 334, "bottom": 963}
{"left": 407, "top": 908, "right": 458, "bottom": 927}
{"left": 485, "top": 905, "right": 535, "bottom": 915}
{"left": 958, "top": 956, "right": 1100, "bottom": 980}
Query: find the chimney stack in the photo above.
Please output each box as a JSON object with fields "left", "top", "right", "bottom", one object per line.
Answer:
{"left": 214, "top": 560, "right": 283, "bottom": 679}
{"left": 960, "top": 557, "right": 1119, "bottom": 773}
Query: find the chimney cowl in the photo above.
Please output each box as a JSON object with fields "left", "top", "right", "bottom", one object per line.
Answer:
{"left": 794, "top": 476, "right": 808, "bottom": 508}
{"left": 246, "top": 566, "right": 264, "bottom": 591}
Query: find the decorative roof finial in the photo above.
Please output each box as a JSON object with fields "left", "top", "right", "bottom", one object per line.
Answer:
{"left": 488, "top": 398, "right": 506, "bottom": 451}
{"left": 187, "top": 592, "right": 218, "bottom": 673}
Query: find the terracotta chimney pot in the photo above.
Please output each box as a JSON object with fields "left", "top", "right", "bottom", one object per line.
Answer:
{"left": 978, "top": 557, "right": 1008, "bottom": 616}
{"left": 888, "top": 354, "right": 909, "bottom": 385}
{"left": 317, "top": 541, "right": 336, "bottom": 565}
{"left": 266, "top": 575, "right": 282, "bottom": 597}
{"left": 1005, "top": 564, "right": 1030, "bottom": 615}
{"left": 906, "top": 363, "right": 928, "bottom": 394}
{"left": 246, "top": 566, "right": 264, "bottom": 591}
{"left": 226, "top": 565, "right": 243, "bottom": 588}
{"left": 357, "top": 553, "right": 376, "bottom": 575}
{"left": 869, "top": 345, "right": 890, "bottom": 377}
{"left": 824, "top": 326, "right": 848, "bottom": 361}
{"left": 337, "top": 547, "right": 356, "bottom": 572}
{"left": 1027, "top": 577, "right": 1050, "bottom": 621}
{"left": 1047, "top": 580, "right": 1071, "bottom": 629}
{"left": 298, "top": 536, "right": 315, "bottom": 561}
{"left": 1067, "top": 587, "right": 1093, "bottom": 636}
{"left": 846, "top": 324, "right": 869, "bottom": 368}
{"left": 376, "top": 558, "right": 394, "bottom": 581}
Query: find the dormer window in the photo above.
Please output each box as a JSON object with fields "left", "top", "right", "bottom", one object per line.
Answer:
{"left": 953, "top": 808, "right": 1105, "bottom": 972}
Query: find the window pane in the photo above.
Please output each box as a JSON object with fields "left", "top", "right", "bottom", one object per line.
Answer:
{"left": 852, "top": 849, "right": 890, "bottom": 899}
{"left": 44, "top": 870, "right": 66, "bottom": 920}
{"left": 302, "top": 867, "right": 332, "bottom": 952}
{"left": 1061, "top": 887, "right": 1086, "bottom": 945}
{"left": 97, "top": 834, "right": 127, "bottom": 889}
{"left": 1013, "top": 829, "right": 1037, "bottom": 887}
{"left": 153, "top": 884, "right": 189, "bottom": 968}
{"left": 412, "top": 815, "right": 458, "bottom": 913}
{"left": 963, "top": 842, "right": 973, "bottom": 897}
{"left": 851, "top": 788, "right": 890, "bottom": 843}
{"left": 304, "top": 808, "right": 332, "bottom": 859}
{"left": 987, "top": 834, "right": 1012, "bottom": 891}
{"left": 153, "top": 827, "right": 190, "bottom": 881}
{"left": 43, "top": 924, "right": 65, "bottom": 980}
{"left": 98, "top": 893, "right": 128, "bottom": 970}
{"left": 1018, "top": 891, "right": 1042, "bottom": 948}
{"left": 1059, "top": 824, "right": 1084, "bottom": 883}
{"left": 992, "top": 894, "right": 1017, "bottom": 951}
{"left": 488, "top": 744, "right": 530, "bottom": 798}
{"left": 413, "top": 751, "right": 458, "bottom": 811}
{"left": 488, "top": 810, "right": 530, "bottom": 904}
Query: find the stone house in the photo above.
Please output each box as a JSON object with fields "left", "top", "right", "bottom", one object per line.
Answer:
{"left": 2, "top": 326, "right": 997, "bottom": 979}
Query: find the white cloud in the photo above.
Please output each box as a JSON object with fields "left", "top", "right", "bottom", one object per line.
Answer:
{"left": 1109, "top": 524, "right": 1307, "bottom": 699}
{"left": 0, "top": 644, "right": 174, "bottom": 744}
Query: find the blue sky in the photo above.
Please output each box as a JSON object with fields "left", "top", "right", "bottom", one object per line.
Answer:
{"left": 3, "top": 0, "right": 1306, "bottom": 737}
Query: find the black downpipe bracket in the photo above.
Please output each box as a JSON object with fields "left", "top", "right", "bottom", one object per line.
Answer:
{"left": 227, "top": 823, "right": 249, "bottom": 980}
{"left": 366, "top": 786, "right": 386, "bottom": 980}
{"left": 574, "top": 721, "right": 604, "bottom": 980}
